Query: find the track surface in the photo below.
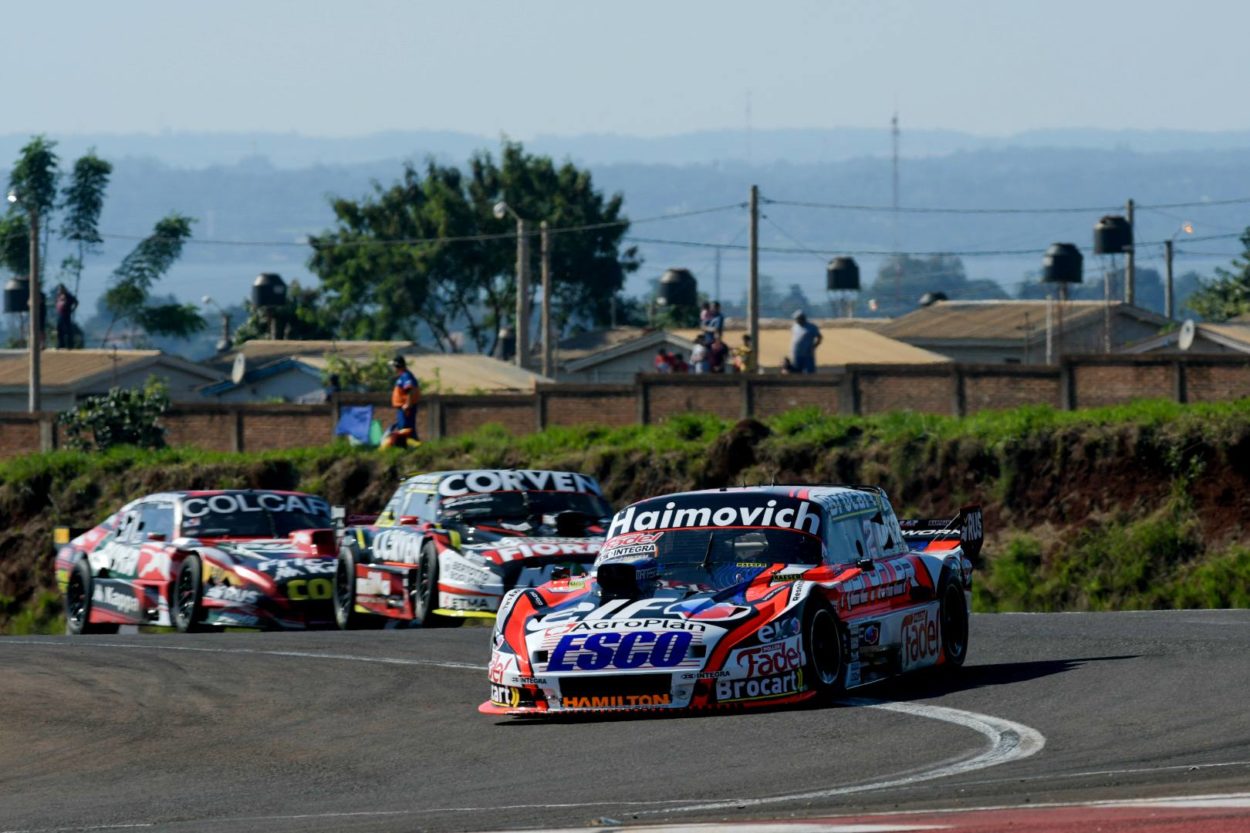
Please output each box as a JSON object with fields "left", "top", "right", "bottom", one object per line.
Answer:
{"left": 1, "top": 610, "right": 1249, "bottom": 832}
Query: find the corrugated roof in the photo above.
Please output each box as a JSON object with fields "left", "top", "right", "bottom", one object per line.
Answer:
{"left": 0, "top": 349, "right": 218, "bottom": 389}
{"left": 672, "top": 326, "right": 949, "bottom": 368}
{"left": 879, "top": 300, "right": 1164, "bottom": 343}
{"left": 207, "top": 339, "right": 427, "bottom": 371}
{"left": 301, "top": 353, "right": 551, "bottom": 393}
{"left": 1201, "top": 323, "right": 1250, "bottom": 348}
{"left": 556, "top": 328, "right": 652, "bottom": 363}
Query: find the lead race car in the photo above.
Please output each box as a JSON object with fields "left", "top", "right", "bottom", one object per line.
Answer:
{"left": 481, "top": 485, "right": 982, "bottom": 715}
{"left": 55, "top": 489, "right": 339, "bottom": 633}
{"left": 333, "top": 469, "right": 612, "bottom": 628}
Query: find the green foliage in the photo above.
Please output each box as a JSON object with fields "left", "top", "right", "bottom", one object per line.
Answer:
{"left": 57, "top": 378, "right": 171, "bottom": 452}
{"left": 102, "top": 213, "right": 202, "bottom": 343}
{"left": 59, "top": 151, "right": 112, "bottom": 295}
{"left": 0, "top": 212, "right": 29, "bottom": 276}
{"left": 7, "top": 135, "right": 60, "bottom": 217}
{"left": 1185, "top": 227, "right": 1250, "bottom": 321}
{"left": 322, "top": 350, "right": 396, "bottom": 392}
{"left": 867, "top": 254, "right": 1007, "bottom": 317}
{"left": 309, "top": 140, "right": 640, "bottom": 352}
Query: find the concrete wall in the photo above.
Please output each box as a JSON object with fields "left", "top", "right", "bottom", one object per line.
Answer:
{"left": 4, "top": 355, "right": 1248, "bottom": 457}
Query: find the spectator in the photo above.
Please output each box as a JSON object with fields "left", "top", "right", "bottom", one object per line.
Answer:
{"left": 705, "top": 300, "right": 725, "bottom": 337}
{"left": 54, "top": 284, "right": 77, "bottom": 349}
{"left": 731, "top": 333, "right": 755, "bottom": 374}
{"left": 781, "top": 356, "right": 795, "bottom": 374}
{"left": 790, "top": 309, "right": 823, "bottom": 373}
{"left": 698, "top": 301, "right": 712, "bottom": 328}
{"left": 384, "top": 355, "right": 421, "bottom": 447}
{"left": 689, "top": 333, "right": 708, "bottom": 373}
{"left": 654, "top": 348, "right": 674, "bottom": 373}
{"left": 670, "top": 351, "right": 689, "bottom": 373}
{"left": 707, "top": 332, "right": 729, "bottom": 373}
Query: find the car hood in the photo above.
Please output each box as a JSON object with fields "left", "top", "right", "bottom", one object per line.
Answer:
{"left": 181, "top": 532, "right": 337, "bottom": 573}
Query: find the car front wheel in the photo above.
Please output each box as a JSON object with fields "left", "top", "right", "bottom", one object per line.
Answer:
{"left": 173, "top": 555, "right": 206, "bottom": 633}
{"left": 803, "top": 596, "right": 845, "bottom": 702}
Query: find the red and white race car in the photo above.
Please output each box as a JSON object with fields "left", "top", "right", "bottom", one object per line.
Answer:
{"left": 334, "top": 469, "right": 611, "bottom": 628}
{"left": 482, "top": 485, "right": 982, "bottom": 715}
{"left": 55, "top": 490, "right": 339, "bottom": 633}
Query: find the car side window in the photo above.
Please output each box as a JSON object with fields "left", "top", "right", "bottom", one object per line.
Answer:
{"left": 140, "top": 502, "right": 175, "bottom": 541}
{"left": 117, "top": 509, "right": 143, "bottom": 543}
{"left": 401, "top": 490, "right": 435, "bottom": 522}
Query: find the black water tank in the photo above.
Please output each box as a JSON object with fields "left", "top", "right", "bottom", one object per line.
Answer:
{"left": 826, "top": 256, "right": 860, "bottom": 291}
{"left": 4, "top": 278, "right": 28, "bottom": 314}
{"left": 252, "top": 272, "right": 288, "bottom": 308}
{"left": 497, "top": 326, "right": 516, "bottom": 361}
{"left": 1093, "top": 215, "right": 1132, "bottom": 255}
{"left": 1042, "top": 243, "right": 1083, "bottom": 283}
{"left": 657, "top": 268, "right": 697, "bottom": 307}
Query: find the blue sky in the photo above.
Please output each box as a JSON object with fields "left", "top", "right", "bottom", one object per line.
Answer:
{"left": 8, "top": 0, "right": 1250, "bottom": 138}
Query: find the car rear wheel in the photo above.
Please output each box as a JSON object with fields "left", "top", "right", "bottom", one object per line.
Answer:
{"left": 412, "top": 542, "right": 461, "bottom": 628}
{"left": 173, "top": 555, "right": 206, "bottom": 633}
{"left": 65, "top": 559, "right": 118, "bottom": 635}
{"left": 938, "top": 572, "right": 969, "bottom": 668}
{"left": 803, "top": 596, "right": 845, "bottom": 702}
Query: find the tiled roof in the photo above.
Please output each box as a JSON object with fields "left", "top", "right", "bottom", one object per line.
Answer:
{"left": 0, "top": 349, "right": 219, "bottom": 390}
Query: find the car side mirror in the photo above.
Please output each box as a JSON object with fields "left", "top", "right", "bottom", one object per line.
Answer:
{"left": 398, "top": 515, "right": 421, "bottom": 526}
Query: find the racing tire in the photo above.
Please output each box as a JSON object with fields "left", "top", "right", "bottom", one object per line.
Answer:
{"left": 412, "top": 542, "right": 462, "bottom": 628}
{"left": 333, "top": 545, "right": 382, "bottom": 630}
{"left": 802, "top": 596, "right": 846, "bottom": 703}
{"left": 937, "top": 571, "right": 970, "bottom": 669}
{"left": 173, "top": 555, "right": 207, "bottom": 633}
{"left": 64, "top": 559, "right": 119, "bottom": 635}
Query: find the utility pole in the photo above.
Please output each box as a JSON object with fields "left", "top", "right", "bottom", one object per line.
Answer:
{"left": 714, "top": 247, "right": 722, "bottom": 304}
{"left": 540, "top": 220, "right": 553, "bottom": 378}
{"left": 28, "top": 204, "right": 41, "bottom": 412}
{"left": 748, "top": 185, "right": 759, "bottom": 368}
{"left": 1124, "top": 198, "right": 1135, "bottom": 305}
{"left": 1164, "top": 239, "right": 1174, "bottom": 320}
{"left": 892, "top": 113, "right": 901, "bottom": 300}
{"left": 515, "top": 218, "right": 530, "bottom": 369}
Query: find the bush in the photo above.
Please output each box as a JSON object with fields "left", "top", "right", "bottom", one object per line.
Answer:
{"left": 57, "top": 378, "right": 170, "bottom": 452}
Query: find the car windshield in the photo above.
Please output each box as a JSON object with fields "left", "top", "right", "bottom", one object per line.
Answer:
{"left": 438, "top": 491, "right": 610, "bottom": 524}
{"left": 647, "top": 527, "right": 824, "bottom": 586}
{"left": 181, "top": 508, "right": 333, "bottom": 538}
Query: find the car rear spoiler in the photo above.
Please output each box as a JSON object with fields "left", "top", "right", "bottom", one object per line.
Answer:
{"left": 899, "top": 505, "right": 983, "bottom": 565}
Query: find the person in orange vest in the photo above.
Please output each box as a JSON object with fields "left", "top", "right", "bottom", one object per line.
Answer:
{"left": 383, "top": 355, "right": 421, "bottom": 448}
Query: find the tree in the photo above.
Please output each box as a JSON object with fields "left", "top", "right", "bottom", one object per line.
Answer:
{"left": 309, "top": 140, "right": 639, "bottom": 353}
{"left": 1185, "top": 228, "right": 1250, "bottom": 321}
{"left": 59, "top": 151, "right": 112, "bottom": 297}
{"left": 57, "top": 377, "right": 170, "bottom": 452}
{"left": 102, "top": 214, "right": 203, "bottom": 344}
{"left": 865, "top": 254, "right": 1006, "bottom": 317}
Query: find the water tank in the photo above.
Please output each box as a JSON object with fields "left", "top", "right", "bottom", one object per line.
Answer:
{"left": 496, "top": 326, "right": 516, "bottom": 361}
{"left": 251, "top": 272, "right": 288, "bottom": 308}
{"left": 919, "top": 291, "right": 948, "bottom": 307}
{"left": 1093, "top": 215, "right": 1132, "bottom": 255}
{"left": 4, "top": 278, "right": 28, "bottom": 314}
{"left": 1042, "top": 243, "right": 1083, "bottom": 283}
{"left": 657, "top": 268, "right": 697, "bottom": 307}
{"left": 826, "top": 257, "right": 860, "bottom": 291}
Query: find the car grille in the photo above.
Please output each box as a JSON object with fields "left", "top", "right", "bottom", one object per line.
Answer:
{"left": 558, "top": 673, "right": 672, "bottom": 699}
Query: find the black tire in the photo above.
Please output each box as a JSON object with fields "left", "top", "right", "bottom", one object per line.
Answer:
{"left": 334, "top": 545, "right": 375, "bottom": 630}
{"left": 64, "top": 559, "right": 119, "bottom": 635}
{"left": 938, "top": 572, "right": 970, "bottom": 668}
{"left": 173, "top": 555, "right": 206, "bottom": 633}
{"left": 412, "top": 542, "right": 461, "bottom": 628}
{"left": 802, "top": 596, "right": 845, "bottom": 702}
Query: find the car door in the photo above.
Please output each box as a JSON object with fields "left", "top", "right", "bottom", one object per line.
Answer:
{"left": 134, "top": 501, "right": 176, "bottom": 583}
{"left": 90, "top": 507, "right": 143, "bottom": 579}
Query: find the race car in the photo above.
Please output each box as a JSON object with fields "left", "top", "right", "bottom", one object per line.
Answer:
{"left": 333, "top": 469, "right": 611, "bottom": 628}
{"left": 55, "top": 489, "right": 339, "bottom": 633}
{"left": 480, "top": 485, "right": 982, "bottom": 715}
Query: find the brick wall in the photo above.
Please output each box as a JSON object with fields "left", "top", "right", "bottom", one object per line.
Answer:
{"left": 962, "top": 367, "right": 1062, "bottom": 413}
{"left": 1072, "top": 361, "right": 1176, "bottom": 408}
{"left": 541, "top": 386, "right": 636, "bottom": 427}
{"left": 1183, "top": 362, "right": 1250, "bottom": 403}
{"left": 645, "top": 378, "right": 745, "bottom": 422}
{"left": 750, "top": 379, "right": 843, "bottom": 419}
{"left": 857, "top": 368, "right": 956, "bottom": 415}
{"left": 4, "top": 356, "right": 1250, "bottom": 460}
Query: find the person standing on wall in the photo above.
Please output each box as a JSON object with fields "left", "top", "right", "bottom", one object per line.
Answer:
{"left": 384, "top": 355, "right": 421, "bottom": 448}
{"left": 790, "top": 310, "right": 823, "bottom": 373}
{"left": 55, "top": 284, "right": 78, "bottom": 349}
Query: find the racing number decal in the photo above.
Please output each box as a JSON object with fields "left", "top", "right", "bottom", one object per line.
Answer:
{"left": 902, "top": 609, "right": 939, "bottom": 670}
{"left": 287, "top": 578, "right": 333, "bottom": 601}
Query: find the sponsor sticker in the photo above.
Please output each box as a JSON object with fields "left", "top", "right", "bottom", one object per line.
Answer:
{"left": 729, "top": 635, "right": 804, "bottom": 678}
{"left": 716, "top": 670, "right": 803, "bottom": 702}
{"left": 561, "top": 693, "right": 672, "bottom": 709}
{"left": 902, "top": 608, "right": 939, "bottom": 670}
{"left": 182, "top": 492, "right": 330, "bottom": 519}
{"left": 607, "top": 499, "right": 822, "bottom": 538}
{"left": 490, "top": 684, "right": 521, "bottom": 708}
{"left": 439, "top": 470, "right": 602, "bottom": 497}
{"left": 546, "top": 630, "right": 694, "bottom": 672}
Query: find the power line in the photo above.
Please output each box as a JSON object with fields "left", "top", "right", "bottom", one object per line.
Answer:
{"left": 762, "top": 194, "right": 1250, "bottom": 215}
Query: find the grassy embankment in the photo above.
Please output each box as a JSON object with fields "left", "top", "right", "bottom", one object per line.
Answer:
{"left": 2, "top": 398, "right": 1248, "bottom": 634}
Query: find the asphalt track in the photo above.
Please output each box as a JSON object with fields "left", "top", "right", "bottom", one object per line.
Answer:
{"left": 1, "top": 610, "right": 1249, "bottom": 833}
